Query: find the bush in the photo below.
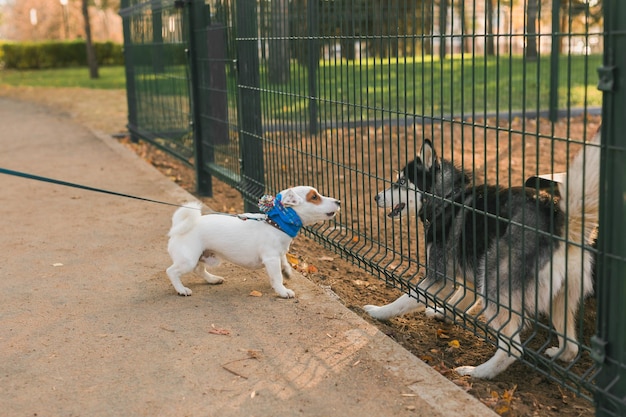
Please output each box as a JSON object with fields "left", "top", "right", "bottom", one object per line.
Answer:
{"left": 0, "top": 41, "right": 124, "bottom": 70}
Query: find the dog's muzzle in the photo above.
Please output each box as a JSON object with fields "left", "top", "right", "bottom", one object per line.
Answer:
{"left": 375, "top": 194, "right": 405, "bottom": 218}
{"left": 387, "top": 203, "right": 405, "bottom": 218}
{"left": 327, "top": 200, "right": 341, "bottom": 217}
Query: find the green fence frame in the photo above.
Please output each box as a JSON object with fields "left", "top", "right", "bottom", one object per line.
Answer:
{"left": 594, "top": 1, "right": 626, "bottom": 415}
{"left": 121, "top": 1, "right": 625, "bottom": 414}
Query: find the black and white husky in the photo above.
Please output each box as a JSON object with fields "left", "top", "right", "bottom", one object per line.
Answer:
{"left": 365, "top": 133, "right": 601, "bottom": 379}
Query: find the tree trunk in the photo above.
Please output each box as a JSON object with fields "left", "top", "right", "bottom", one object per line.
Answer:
{"left": 485, "top": 0, "right": 495, "bottom": 56}
{"left": 525, "top": 0, "right": 538, "bottom": 60}
{"left": 439, "top": 0, "right": 448, "bottom": 59}
{"left": 82, "top": 0, "right": 99, "bottom": 79}
{"left": 269, "top": 0, "right": 289, "bottom": 84}
{"left": 458, "top": 0, "right": 470, "bottom": 53}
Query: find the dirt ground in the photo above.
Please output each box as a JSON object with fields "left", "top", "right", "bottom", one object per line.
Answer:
{"left": 0, "top": 85, "right": 599, "bottom": 417}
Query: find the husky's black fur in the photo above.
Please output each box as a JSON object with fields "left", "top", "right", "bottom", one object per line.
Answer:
{"left": 367, "top": 135, "right": 600, "bottom": 378}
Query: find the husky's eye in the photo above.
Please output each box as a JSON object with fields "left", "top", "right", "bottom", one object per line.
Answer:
{"left": 398, "top": 178, "right": 406, "bottom": 185}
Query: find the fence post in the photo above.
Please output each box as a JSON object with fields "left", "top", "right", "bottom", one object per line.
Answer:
{"left": 307, "top": 0, "right": 319, "bottom": 135}
{"left": 186, "top": 0, "right": 212, "bottom": 196}
{"left": 236, "top": 0, "right": 265, "bottom": 211}
{"left": 593, "top": 1, "right": 626, "bottom": 415}
{"left": 548, "top": 0, "right": 560, "bottom": 122}
{"left": 120, "top": 0, "right": 138, "bottom": 142}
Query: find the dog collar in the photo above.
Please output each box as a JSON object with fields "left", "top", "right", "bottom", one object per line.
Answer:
{"left": 264, "top": 193, "right": 302, "bottom": 238}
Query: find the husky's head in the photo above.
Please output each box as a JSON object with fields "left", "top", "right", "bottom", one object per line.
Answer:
{"left": 375, "top": 139, "right": 438, "bottom": 218}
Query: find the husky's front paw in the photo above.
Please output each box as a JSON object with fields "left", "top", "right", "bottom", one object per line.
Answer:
{"left": 454, "top": 366, "right": 477, "bottom": 377}
{"left": 544, "top": 345, "right": 578, "bottom": 362}
{"left": 363, "top": 305, "right": 391, "bottom": 321}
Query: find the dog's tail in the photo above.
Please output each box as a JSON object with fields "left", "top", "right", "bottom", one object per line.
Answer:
{"left": 168, "top": 201, "right": 203, "bottom": 238}
{"left": 559, "top": 129, "right": 601, "bottom": 244}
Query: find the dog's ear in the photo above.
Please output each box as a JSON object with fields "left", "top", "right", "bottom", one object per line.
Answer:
{"left": 420, "top": 139, "right": 437, "bottom": 170}
{"left": 280, "top": 189, "right": 303, "bottom": 207}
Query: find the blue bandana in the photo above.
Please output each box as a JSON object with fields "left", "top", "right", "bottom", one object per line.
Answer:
{"left": 265, "top": 193, "right": 303, "bottom": 238}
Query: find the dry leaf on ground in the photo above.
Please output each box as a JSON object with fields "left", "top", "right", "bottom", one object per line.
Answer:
{"left": 208, "top": 324, "right": 231, "bottom": 335}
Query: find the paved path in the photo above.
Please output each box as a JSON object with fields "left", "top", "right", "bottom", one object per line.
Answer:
{"left": 0, "top": 97, "right": 495, "bottom": 416}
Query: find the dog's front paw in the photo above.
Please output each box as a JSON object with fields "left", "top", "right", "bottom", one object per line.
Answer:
{"left": 454, "top": 365, "right": 477, "bottom": 377}
{"left": 544, "top": 345, "right": 578, "bottom": 362}
{"left": 425, "top": 306, "right": 452, "bottom": 323}
{"left": 276, "top": 287, "right": 296, "bottom": 298}
{"left": 363, "top": 305, "right": 391, "bottom": 321}
{"left": 455, "top": 364, "right": 500, "bottom": 379}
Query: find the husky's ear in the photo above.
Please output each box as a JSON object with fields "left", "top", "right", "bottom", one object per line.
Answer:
{"left": 420, "top": 139, "right": 437, "bottom": 170}
{"left": 280, "top": 189, "right": 303, "bottom": 206}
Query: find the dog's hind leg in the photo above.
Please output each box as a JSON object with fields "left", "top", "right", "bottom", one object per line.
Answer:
{"left": 194, "top": 263, "right": 225, "bottom": 285}
{"left": 364, "top": 291, "right": 425, "bottom": 320}
{"left": 425, "top": 283, "right": 481, "bottom": 322}
{"left": 166, "top": 261, "right": 195, "bottom": 296}
{"left": 281, "top": 254, "right": 295, "bottom": 279}
{"left": 455, "top": 310, "right": 523, "bottom": 379}
{"left": 263, "top": 256, "right": 295, "bottom": 298}
{"left": 544, "top": 249, "right": 593, "bottom": 362}
{"left": 195, "top": 251, "right": 225, "bottom": 285}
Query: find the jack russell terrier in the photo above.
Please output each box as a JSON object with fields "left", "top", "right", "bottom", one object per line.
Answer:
{"left": 166, "top": 186, "right": 340, "bottom": 298}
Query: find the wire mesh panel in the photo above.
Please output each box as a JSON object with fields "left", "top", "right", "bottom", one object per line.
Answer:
{"left": 247, "top": 0, "right": 610, "bottom": 408}
{"left": 120, "top": 0, "right": 194, "bottom": 162}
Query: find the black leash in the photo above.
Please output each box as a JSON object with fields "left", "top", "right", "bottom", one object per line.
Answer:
{"left": 0, "top": 167, "right": 199, "bottom": 210}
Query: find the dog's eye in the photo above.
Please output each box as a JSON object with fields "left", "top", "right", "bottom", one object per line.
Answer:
{"left": 311, "top": 194, "right": 319, "bottom": 200}
{"left": 398, "top": 178, "right": 406, "bottom": 185}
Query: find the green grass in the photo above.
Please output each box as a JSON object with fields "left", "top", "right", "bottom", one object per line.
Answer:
{"left": 261, "top": 54, "right": 603, "bottom": 120}
{"left": 0, "top": 54, "right": 603, "bottom": 121}
{"left": 0, "top": 66, "right": 127, "bottom": 89}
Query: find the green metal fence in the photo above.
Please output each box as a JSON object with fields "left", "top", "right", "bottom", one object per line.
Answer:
{"left": 121, "top": 0, "right": 625, "bottom": 414}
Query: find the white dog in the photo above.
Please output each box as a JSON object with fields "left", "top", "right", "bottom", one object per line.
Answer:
{"left": 166, "top": 186, "right": 340, "bottom": 298}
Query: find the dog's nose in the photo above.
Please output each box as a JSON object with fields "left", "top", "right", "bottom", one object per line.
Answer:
{"left": 336, "top": 200, "right": 341, "bottom": 207}
{"left": 374, "top": 194, "right": 379, "bottom": 202}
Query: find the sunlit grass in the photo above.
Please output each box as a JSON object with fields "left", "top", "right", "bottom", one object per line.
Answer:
{"left": 0, "top": 53, "right": 602, "bottom": 121}
{"left": 0, "top": 66, "right": 126, "bottom": 89}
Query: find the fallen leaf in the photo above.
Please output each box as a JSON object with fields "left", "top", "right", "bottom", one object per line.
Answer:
{"left": 246, "top": 349, "right": 262, "bottom": 359}
{"left": 208, "top": 324, "right": 231, "bottom": 335}
{"left": 249, "top": 290, "right": 263, "bottom": 297}
{"left": 452, "top": 378, "right": 472, "bottom": 391}
{"left": 447, "top": 339, "right": 460, "bottom": 349}
{"left": 306, "top": 264, "right": 318, "bottom": 273}
{"left": 286, "top": 253, "right": 299, "bottom": 267}
{"left": 318, "top": 256, "right": 334, "bottom": 261}
{"left": 352, "top": 236, "right": 359, "bottom": 242}
{"left": 437, "top": 328, "right": 450, "bottom": 339}
{"left": 52, "top": 263, "right": 63, "bottom": 267}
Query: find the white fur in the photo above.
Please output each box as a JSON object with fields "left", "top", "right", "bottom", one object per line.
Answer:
{"left": 166, "top": 186, "right": 340, "bottom": 298}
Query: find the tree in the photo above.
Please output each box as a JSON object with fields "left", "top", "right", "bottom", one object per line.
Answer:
{"left": 269, "top": 0, "right": 289, "bottom": 84}
{"left": 82, "top": 0, "right": 99, "bottom": 78}
{"left": 439, "top": 0, "right": 448, "bottom": 59}
{"left": 485, "top": 0, "right": 495, "bottom": 56}
{"left": 525, "top": 0, "right": 538, "bottom": 60}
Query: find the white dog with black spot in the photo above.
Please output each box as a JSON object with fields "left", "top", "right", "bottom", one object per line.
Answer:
{"left": 166, "top": 186, "right": 340, "bottom": 298}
